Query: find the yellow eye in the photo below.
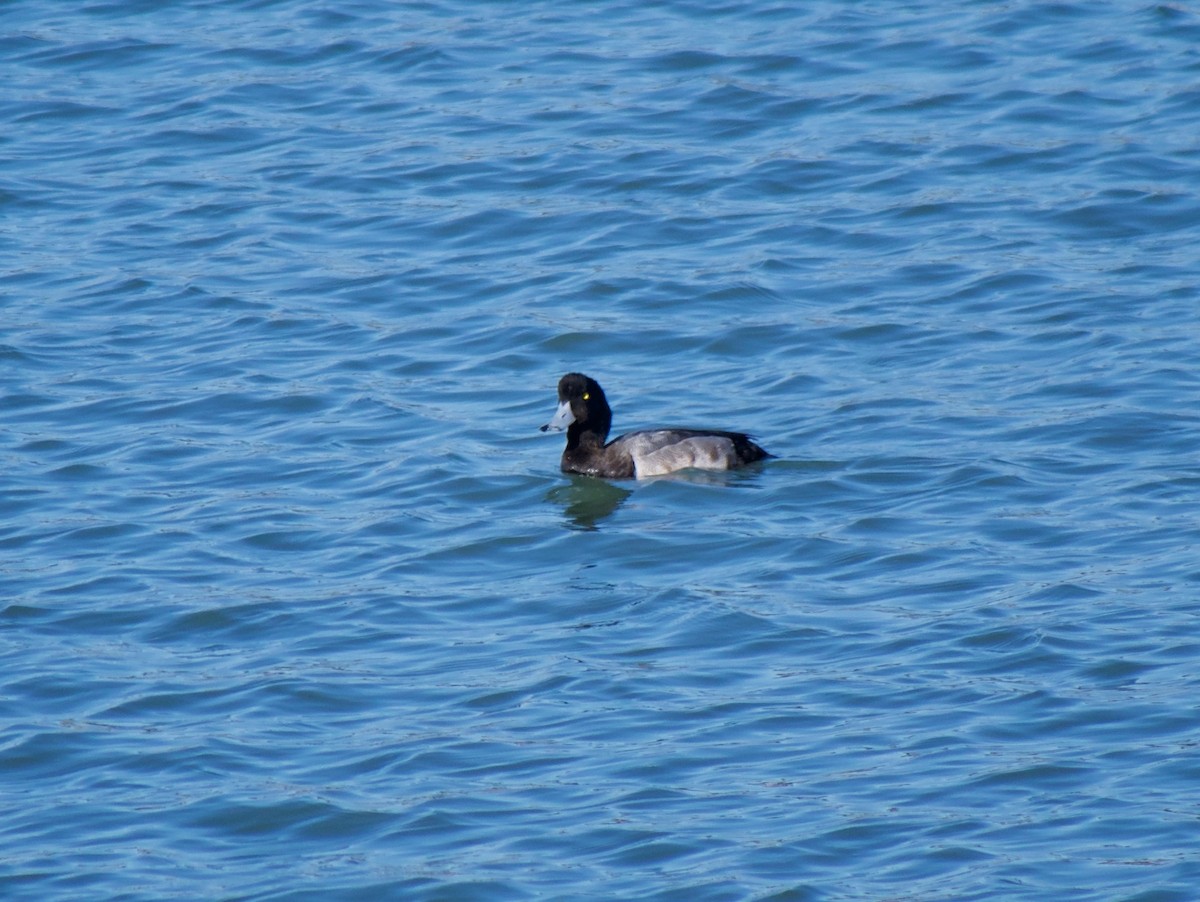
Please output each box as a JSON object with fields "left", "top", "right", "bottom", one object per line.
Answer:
{"left": 582, "top": 393, "right": 590, "bottom": 400}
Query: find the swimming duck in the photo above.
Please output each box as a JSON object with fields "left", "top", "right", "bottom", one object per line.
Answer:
{"left": 541, "top": 372, "right": 771, "bottom": 478}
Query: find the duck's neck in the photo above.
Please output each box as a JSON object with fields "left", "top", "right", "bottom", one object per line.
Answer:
{"left": 566, "top": 422, "right": 608, "bottom": 450}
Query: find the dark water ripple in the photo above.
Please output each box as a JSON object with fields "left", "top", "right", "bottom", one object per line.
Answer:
{"left": 5, "top": 0, "right": 1200, "bottom": 899}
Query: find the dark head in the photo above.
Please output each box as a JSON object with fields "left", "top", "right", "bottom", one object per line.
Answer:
{"left": 540, "top": 372, "right": 612, "bottom": 444}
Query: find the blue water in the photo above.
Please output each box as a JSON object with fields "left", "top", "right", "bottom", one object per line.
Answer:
{"left": 4, "top": 1, "right": 1200, "bottom": 899}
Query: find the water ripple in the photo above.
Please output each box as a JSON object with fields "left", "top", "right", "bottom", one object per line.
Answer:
{"left": 4, "top": 0, "right": 1200, "bottom": 899}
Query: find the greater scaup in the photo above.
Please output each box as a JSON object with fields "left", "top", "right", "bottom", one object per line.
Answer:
{"left": 540, "top": 372, "right": 771, "bottom": 479}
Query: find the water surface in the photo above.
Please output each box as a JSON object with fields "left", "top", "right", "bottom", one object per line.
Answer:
{"left": 4, "top": 1, "right": 1200, "bottom": 899}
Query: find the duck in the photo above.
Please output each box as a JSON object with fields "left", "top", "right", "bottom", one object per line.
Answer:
{"left": 540, "top": 372, "right": 771, "bottom": 478}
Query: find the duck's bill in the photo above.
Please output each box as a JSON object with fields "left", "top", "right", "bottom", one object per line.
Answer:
{"left": 540, "top": 400, "right": 576, "bottom": 432}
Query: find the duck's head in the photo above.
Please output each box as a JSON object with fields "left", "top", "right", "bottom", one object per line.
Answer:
{"left": 540, "top": 372, "right": 612, "bottom": 442}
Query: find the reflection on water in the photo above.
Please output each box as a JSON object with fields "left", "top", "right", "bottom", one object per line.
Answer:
{"left": 640, "top": 463, "right": 771, "bottom": 487}
{"left": 546, "top": 463, "right": 771, "bottom": 528}
{"left": 547, "top": 476, "right": 631, "bottom": 529}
